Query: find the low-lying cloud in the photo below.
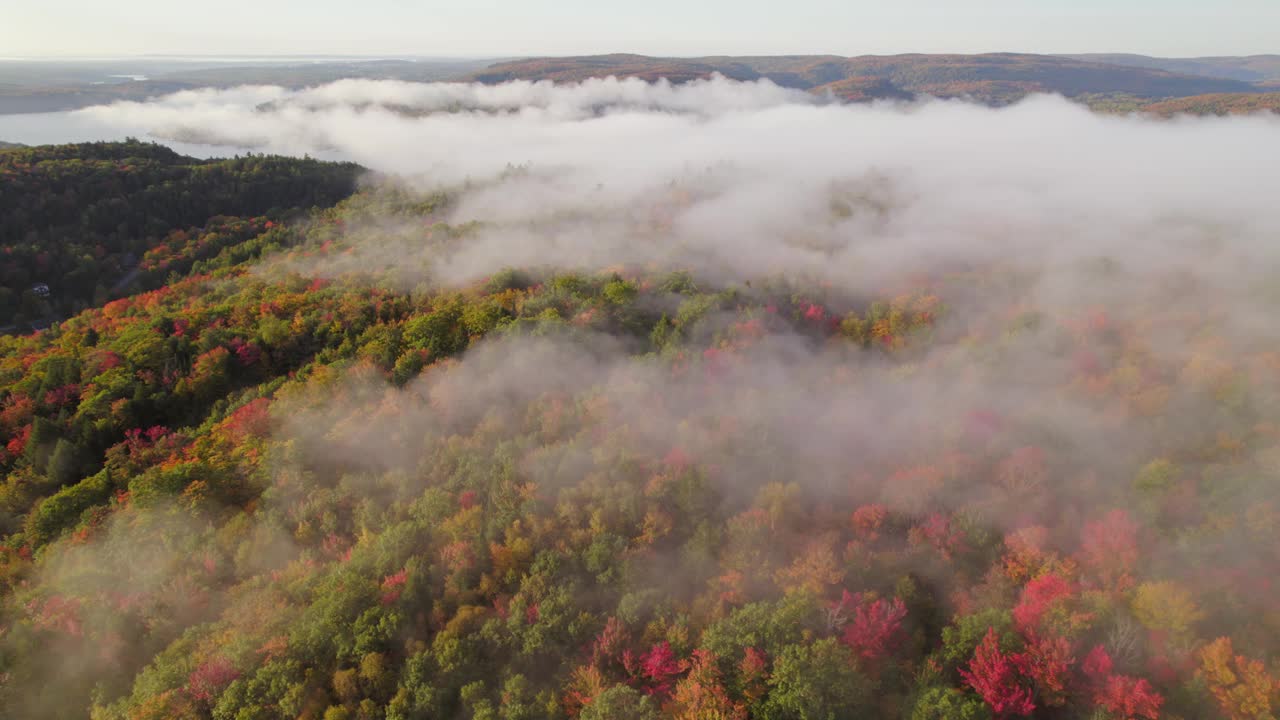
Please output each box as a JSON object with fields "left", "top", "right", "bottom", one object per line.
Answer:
{"left": 74, "top": 75, "right": 1280, "bottom": 378}
{"left": 85, "top": 79, "right": 1280, "bottom": 341}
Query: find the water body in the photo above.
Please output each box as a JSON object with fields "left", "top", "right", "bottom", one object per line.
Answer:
{"left": 0, "top": 110, "right": 310, "bottom": 159}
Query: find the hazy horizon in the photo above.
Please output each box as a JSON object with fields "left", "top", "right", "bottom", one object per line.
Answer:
{"left": 4, "top": 51, "right": 1280, "bottom": 63}
{"left": 6, "top": 0, "right": 1278, "bottom": 59}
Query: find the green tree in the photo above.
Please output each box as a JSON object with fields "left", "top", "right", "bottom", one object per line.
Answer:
{"left": 46, "top": 437, "right": 82, "bottom": 487}
{"left": 580, "top": 685, "right": 659, "bottom": 720}
{"left": 759, "top": 639, "right": 873, "bottom": 720}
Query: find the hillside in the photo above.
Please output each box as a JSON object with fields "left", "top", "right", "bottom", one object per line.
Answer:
{"left": 2, "top": 136, "right": 1280, "bottom": 719}
{"left": 1141, "top": 92, "right": 1280, "bottom": 116}
{"left": 1064, "top": 54, "right": 1280, "bottom": 84}
{"left": 468, "top": 53, "right": 1260, "bottom": 104}
{"left": 0, "top": 140, "right": 362, "bottom": 330}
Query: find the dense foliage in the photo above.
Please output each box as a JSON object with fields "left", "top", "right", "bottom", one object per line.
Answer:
{"left": 0, "top": 140, "right": 361, "bottom": 328}
{"left": 1140, "top": 92, "right": 1280, "bottom": 116}
{"left": 3, "top": 142, "right": 1280, "bottom": 720}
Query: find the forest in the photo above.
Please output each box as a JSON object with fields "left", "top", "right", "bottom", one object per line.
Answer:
{"left": 2, "top": 121, "right": 1280, "bottom": 720}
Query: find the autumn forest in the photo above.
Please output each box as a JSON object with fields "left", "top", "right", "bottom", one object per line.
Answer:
{"left": 2, "top": 75, "right": 1280, "bottom": 720}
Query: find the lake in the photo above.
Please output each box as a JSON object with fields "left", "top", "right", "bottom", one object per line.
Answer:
{"left": 0, "top": 110, "right": 284, "bottom": 158}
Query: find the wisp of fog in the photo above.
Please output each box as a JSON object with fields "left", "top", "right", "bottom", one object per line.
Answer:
{"left": 82, "top": 76, "right": 1280, "bottom": 298}
{"left": 75, "top": 74, "right": 1280, "bottom": 521}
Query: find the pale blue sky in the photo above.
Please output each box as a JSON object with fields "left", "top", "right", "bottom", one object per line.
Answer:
{"left": 5, "top": 0, "right": 1277, "bottom": 58}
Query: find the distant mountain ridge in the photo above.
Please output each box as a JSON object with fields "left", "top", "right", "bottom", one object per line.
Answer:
{"left": 1, "top": 53, "right": 1278, "bottom": 115}
{"left": 1061, "top": 54, "right": 1280, "bottom": 84}
{"left": 466, "top": 53, "right": 1261, "bottom": 105}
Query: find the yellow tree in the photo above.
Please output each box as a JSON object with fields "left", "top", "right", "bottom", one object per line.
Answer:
{"left": 1131, "top": 581, "right": 1203, "bottom": 645}
{"left": 1198, "top": 637, "right": 1278, "bottom": 720}
{"left": 774, "top": 534, "right": 845, "bottom": 596}
{"left": 668, "top": 650, "right": 746, "bottom": 720}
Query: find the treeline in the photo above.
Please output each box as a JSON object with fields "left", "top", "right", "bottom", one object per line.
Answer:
{"left": 0, "top": 139, "right": 362, "bottom": 327}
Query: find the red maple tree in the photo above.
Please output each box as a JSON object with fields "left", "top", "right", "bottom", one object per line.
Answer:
{"left": 960, "top": 628, "right": 1035, "bottom": 718}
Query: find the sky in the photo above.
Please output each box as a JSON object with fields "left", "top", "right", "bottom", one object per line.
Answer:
{"left": 3, "top": 0, "right": 1277, "bottom": 58}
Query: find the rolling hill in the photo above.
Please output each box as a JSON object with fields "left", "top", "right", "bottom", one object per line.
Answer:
{"left": 1063, "top": 53, "right": 1280, "bottom": 84}
{"left": 1140, "top": 91, "right": 1280, "bottom": 117}
{"left": 5, "top": 136, "right": 1280, "bottom": 718}
{"left": 467, "top": 53, "right": 1261, "bottom": 104}
{"left": 1, "top": 53, "right": 1274, "bottom": 115}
